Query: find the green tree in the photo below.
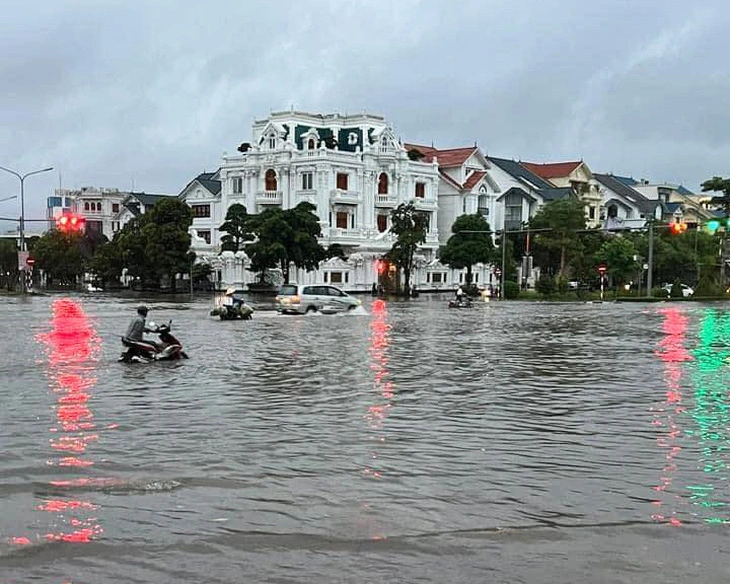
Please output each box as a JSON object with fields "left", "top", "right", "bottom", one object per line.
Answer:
{"left": 594, "top": 236, "right": 639, "bottom": 289}
{"left": 32, "top": 230, "right": 84, "bottom": 288}
{"left": 89, "top": 237, "right": 124, "bottom": 288}
{"left": 0, "top": 239, "right": 18, "bottom": 290}
{"left": 701, "top": 177, "right": 730, "bottom": 215}
{"left": 529, "top": 198, "right": 586, "bottom": 276}
{"left": 245, "top": 202, "right": 326, "bottom": 284}
{"left": 439, "top": 213, "right": 495, "bottom": 285}
{"left": 219, "top": 203, "right": 254, "bottom": 252}
{"left": 387, "top": 202, "right": 427, "bottom": 296}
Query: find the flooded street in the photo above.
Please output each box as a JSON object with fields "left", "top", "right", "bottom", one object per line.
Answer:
{"left": 1, "top": 294, "right": 729, "bottom": 583}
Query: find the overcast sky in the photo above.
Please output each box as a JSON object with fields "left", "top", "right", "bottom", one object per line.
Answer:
{"left": 1, "top": 0, "right": 728, "bottom": 230}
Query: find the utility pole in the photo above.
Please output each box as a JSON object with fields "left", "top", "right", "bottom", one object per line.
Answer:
{"left": 647, "top": 220, "right": 654, "bottom": 297}
{"left": 500, "top": 228, "right": 506, "bottom": 300}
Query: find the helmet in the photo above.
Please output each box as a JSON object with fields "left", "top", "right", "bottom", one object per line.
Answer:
{"left": 137, "top": 305, "right": 148, "bottom": 316}
{"left": 225, "top": 287, "right": 236, "bottom": 296}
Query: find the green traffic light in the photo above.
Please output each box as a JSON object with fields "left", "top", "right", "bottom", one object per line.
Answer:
{"left": 707, "top": 220, "right": 720, "bottom": 233}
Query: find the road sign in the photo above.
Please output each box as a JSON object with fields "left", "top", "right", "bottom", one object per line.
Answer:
{"left": 597, "top": 263, "right": 607, "bottom": 275}
{"left": 494, "top": 268, "right": 502, "bottom": 276}
{"left": 17, "top": 251, "right": 29, "bottom": 271}
{"left": 26, "top": 257, "right": 35, "bottom": 266}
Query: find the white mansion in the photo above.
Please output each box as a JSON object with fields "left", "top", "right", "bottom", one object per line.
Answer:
{"left": 180, "top": 111, "right": 504, "bottom": 291}
{"left": 179, "top": 110, "right": 689, "bottom": 292}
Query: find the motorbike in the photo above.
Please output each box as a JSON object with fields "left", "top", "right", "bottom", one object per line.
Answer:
{"left": 448, "top": 296, "right": 473, "bottom": 308}
{"left": 119, "top": 321, "right": 189, "bottom": 363}
{"left": 215, "top": 302, "right": 254, "bottom": 321}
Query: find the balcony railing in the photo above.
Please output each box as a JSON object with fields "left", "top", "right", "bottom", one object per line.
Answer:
{"left": 255, "top": 190, "right": 283, "bottom": 204}
{"left": 323, "top": 227, "right": 363, "bottom": 240}
{"left": 410, "top": 197, "right": 438, "bottom": 210}
{"left": 330, "top": 189, "right": 361, "bottom": 204}
{"left": 296, "top": 190, "right": 317, "bottom": 205}
{"left": 374, "top": 194, "right": 397, "bottom": 207}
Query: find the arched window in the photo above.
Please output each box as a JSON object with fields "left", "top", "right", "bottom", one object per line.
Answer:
{"left": 84, "top": 202, "right": 90, "bottom": 211}
{"left": 308, "top": 138, "right": 316, "bottom": 150}
{"left": 265, "top": 169, "right": 277, "bottom": 191}
{"left": 607, "top": 204, "right": 618, "bottom": 218}
{"left": 378, "top": 173, "right": 388, "bottom": 195}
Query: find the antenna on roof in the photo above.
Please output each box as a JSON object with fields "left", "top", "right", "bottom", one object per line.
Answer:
{"left": 431, "top": 140, "right": 434, "bottom": 148}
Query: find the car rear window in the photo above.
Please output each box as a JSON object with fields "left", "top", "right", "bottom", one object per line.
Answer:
{"left": 279, "top": 285, "right": 298, "bottom": 296}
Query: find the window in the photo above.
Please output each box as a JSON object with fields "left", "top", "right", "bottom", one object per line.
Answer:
{"left": 330, "top": 272, "right": 343, "bottom": 284}
{"left": 308, "top": 138, "right": 316, "bottom": 150}
{"left": 415, "top": 182, "right": 425, "bottom": 198}
{"left": 431, "top": 272, "right": 444, "bottom": 284}
{"left": 112, "top": 221, "right": 120, "bottom": 232}
{"left": 112, "top": 203, "right": 119, "bottom": 214}
{"left": 192, "top": 204, "right": 211, "bottom": 218}
{"left": 478, "top": 194, "right": 488, "bottom": 216}
{"left": 233, "top": 177, "right": 243, "bottom": 194}
{"left": 378, "top": 173, "right": 388, "bottom": 195}
{"left": 588, "top": 206, "right": 596, "bottom": 220}
{"left": 336, "top": 173, "right": 348, "bottom": 190}
{"left": 377, "top": 214, "right": 388, "bottom": 233}
{"left": 268, "top": 136, "right": 276, "bottom": 149}
{"left": 265, "top": 169, "right": 277, "bottom": 191}
{"left": 197, "top": 230, "right": 211, "bottom": 244}
{"left": 301, "top": 172, "right": 313, "bottom": 191}
{"left": 336, "top": 211, "right": 348, "bottom": 229}
{"left": 84, "top": 202, "right": 90, "bottom": 211}
{"left": 419, "top": 212, "right": 430, "bottom": 231}
{"left": 505, "top": 192, "right": 522, "bottom": 227}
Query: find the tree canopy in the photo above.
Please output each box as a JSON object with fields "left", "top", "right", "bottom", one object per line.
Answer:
{"left": 387, "top": 202, "right": 427, "bottom": 295}
{"left": 220, "top": 203, "right": 254, "bottom": 252}
{"left": 529, "top": 198, "right": 587, "bottom": 276}
{"left": 245, "top": 202, "right": 326, "bottom": 284}
{"left": 701, "top": 176, "right": 730, "bottom": 215}
{"left": 439, "top": 213, "right": 494, "bottom": 284}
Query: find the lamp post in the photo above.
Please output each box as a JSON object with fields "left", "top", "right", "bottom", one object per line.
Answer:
{"left": 0, "top": 165, "right": 54, "bottom": 293}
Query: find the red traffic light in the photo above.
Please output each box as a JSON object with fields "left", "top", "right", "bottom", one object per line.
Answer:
{"left": 56, "top": 213, "right": 85, "bottom": 232}
{"left": 669, "top": 222, "right": 687, "bottom": 235}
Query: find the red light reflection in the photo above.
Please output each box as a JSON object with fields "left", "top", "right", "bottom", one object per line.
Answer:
{"left": 10, "top": 299, "right": 106, "bottom": 547}
{"left": 364, "top": 299, "right": 393, "bottom": 479}
{"left": 651, "top": 307, "right": 690, "bottom": 526}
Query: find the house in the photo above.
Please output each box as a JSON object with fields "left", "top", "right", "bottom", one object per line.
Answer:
{"left": 49, "top": 187, "right": 128, "bottom": 239}
{"left": 112, "top": 192, "right": 178, "bottom": 235}
{"left": 177, "top": 171, "right": 221, "bottom": 252}
{"left": 195, "top": 110, "right": 443, "bottom": 291}
{"left": 520, "top": 160, "right": 603, "bottom": 228}
{"left": 593, "top": 173, "right": 662, "bottom": 230}
{"left": 632, "top": 181, "right": 714, "bottom": 228}
{"left": 487, "top": 157, "right": 573, "bottom": 230}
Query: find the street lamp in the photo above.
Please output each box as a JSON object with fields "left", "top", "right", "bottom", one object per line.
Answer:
{"left": 0, "top": 165, "right": 54, "bottom": 293}
{"left": 0, "top": 195, "right": 18, "bottom": 203}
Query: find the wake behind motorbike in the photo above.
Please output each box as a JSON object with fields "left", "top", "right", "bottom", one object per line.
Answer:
{"left": 448, "top": 296, "right": 473, "bottom": 308}
{"left": 119, "top": 320, "right": 189, "bottom": 363}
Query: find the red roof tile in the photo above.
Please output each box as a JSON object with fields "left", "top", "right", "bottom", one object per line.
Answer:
{"left": 463, "top": 170, "right": 487, "bottom": 190}
{"left": 404, "top": 143, "right": 477, "bottom": 167}
{"left": 521, "top": 161, "right": 582, "bottom": 179}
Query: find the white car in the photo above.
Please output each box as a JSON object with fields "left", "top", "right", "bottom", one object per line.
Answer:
{"left": 275, "top": 284, "right": 361, "bottom": 314}
{"left": 662, "top": 283, "right": 693, "bottom": 297}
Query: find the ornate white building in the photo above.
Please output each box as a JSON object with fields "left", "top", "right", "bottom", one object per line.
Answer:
{"left": 182, "top": 111, "right": 451, "bottom": 291}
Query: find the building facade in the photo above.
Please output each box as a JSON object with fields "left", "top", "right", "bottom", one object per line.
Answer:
{"left": 48, "top": 187, "right": 127, "bottom": 238}
{"left": 183, "top": 111, "right": 452, "bottom": 291}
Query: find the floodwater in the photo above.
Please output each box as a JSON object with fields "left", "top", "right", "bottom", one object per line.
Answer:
{"left": 1, "top": 293, "right": 729, "bottom": 583}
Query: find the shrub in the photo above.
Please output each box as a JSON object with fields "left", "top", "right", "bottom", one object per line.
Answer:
{"left": 556, "top": 275, "right": 569, "bottom": 295}
{"left": 535, "top": 273, "right": 556, "bottom": 296}
{"left": 504, "top": 280, "right": 520, "bottom": 299}
{"left": 694, "top": 273, "right": 720, "bottom": 297}
{"left": 652, "top": 287, "right": 668, "bottom": 298}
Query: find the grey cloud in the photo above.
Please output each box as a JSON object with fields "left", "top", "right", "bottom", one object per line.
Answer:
{"left": 1, "top": 0, "right": 729, "bottom": 227}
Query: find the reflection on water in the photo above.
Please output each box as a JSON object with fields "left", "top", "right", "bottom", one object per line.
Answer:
{"left": 364, "top": 299, "right": 393, "bottom": 482}
{"left": 14, "top": 299, "right": 105, "bottom": 545}
{"left": 651, "top": 307, "right": 690, "bottom": 526}
{"left": 687, "top": 309, "right": 730, "bottom": 523}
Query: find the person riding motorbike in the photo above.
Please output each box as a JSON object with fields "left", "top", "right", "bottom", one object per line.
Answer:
{"left": 124, "top": 306, "right": 154, "bottom": 343}
{"left": 455, "top": 286, "right": 465, "bottom": 301}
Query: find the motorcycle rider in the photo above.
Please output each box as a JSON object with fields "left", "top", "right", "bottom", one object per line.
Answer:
{"left": 124, "top": 305, "right": 155, "bottom": 344}
{"left": 455, "top": 285, "right": 465, "bottom": 301}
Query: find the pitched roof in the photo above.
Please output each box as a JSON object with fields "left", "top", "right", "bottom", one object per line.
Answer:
{"left": 665, "top": 202, "right": 683, "bottom": 213}
{"left": 613, "top": 175, "right": 639, "bottom": 187}
{"left": 537, "top": 187, "right": 574, "bottom": 202}
{"left": 593, "top": 173, "right": 657, "bottom": 216}
{"left": 404, "top": 143, "right": 477, "bottom": 167}
{"left": 127, "top": 192, "right": 176, "bottom": 206}
{"left": 463, "top": 170, "right": 487, "bottom": 190}
{"left": 195, "top": 172, "right": 221, "bottom": 195}
{"left": 488, "top": 157, "right": 554, "bottom": 190}
{"left": 676, "top": 185, "right": 695, "bottom": 196}
{"left": 521, "top": 161, "right": 582, "bottom": 179}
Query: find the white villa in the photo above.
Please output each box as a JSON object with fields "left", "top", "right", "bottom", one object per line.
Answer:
{"left": 181, "top": 110, "right": 482, "bottom": 292}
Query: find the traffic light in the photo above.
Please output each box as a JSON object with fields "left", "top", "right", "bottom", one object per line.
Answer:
{"left": 706, "top": 219, "right": 721, "bottom": 234}
{"left": 56, "top": 213, "right": 85, "bottom": 232}
{"left": 669, "top": 222, "right": 687, "bottom": 236}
